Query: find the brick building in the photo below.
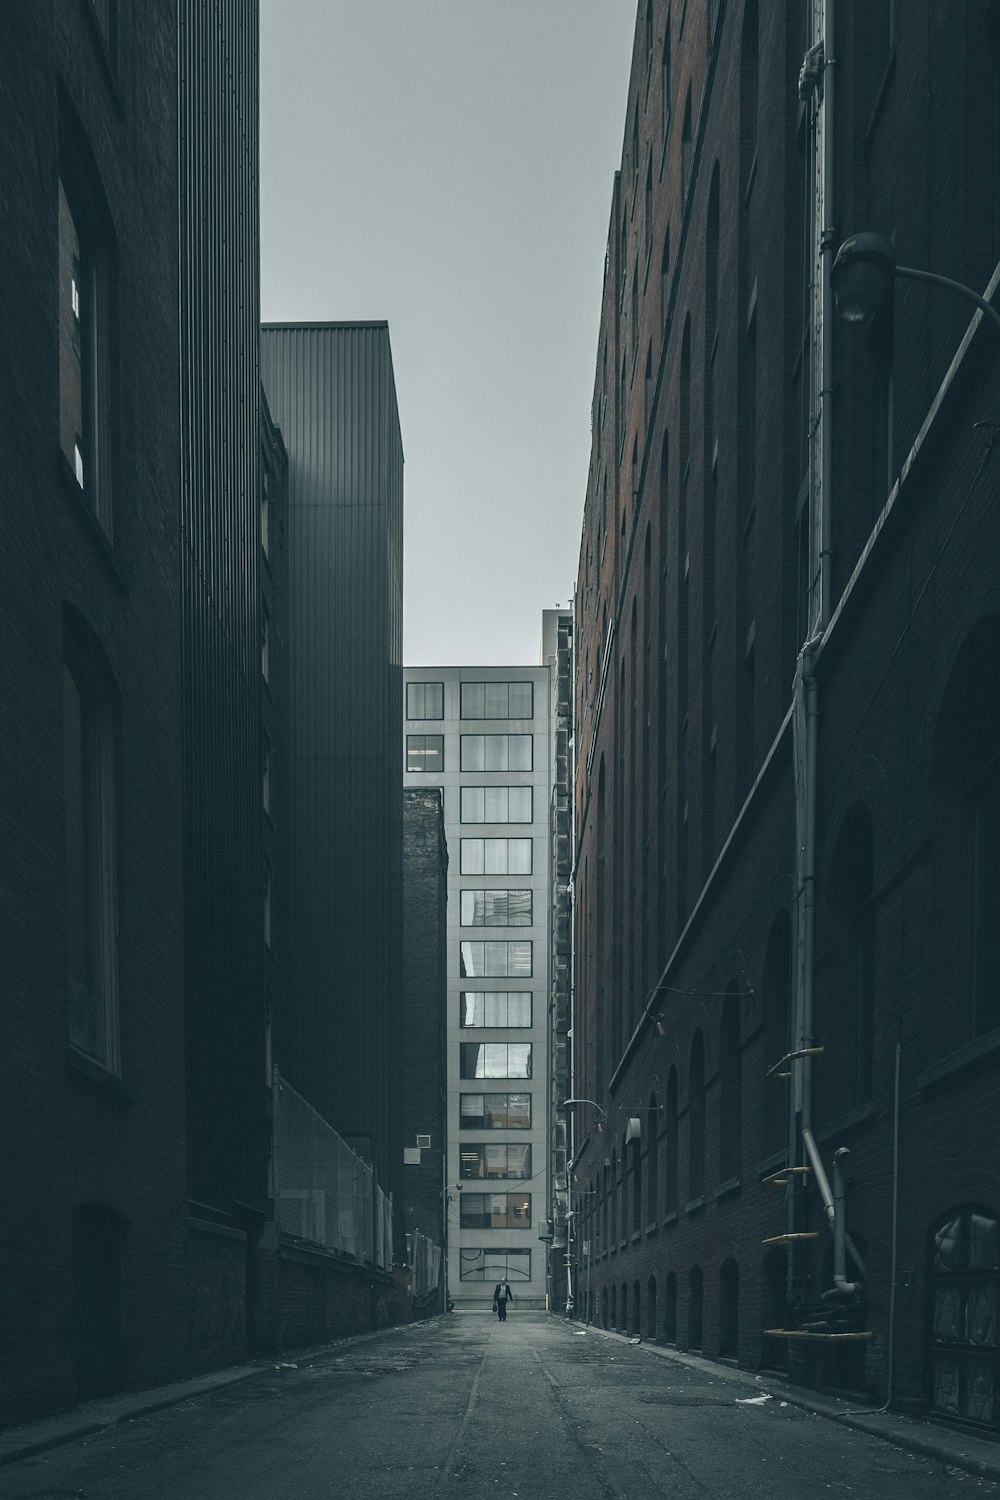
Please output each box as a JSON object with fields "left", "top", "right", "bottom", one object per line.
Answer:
{"left": 571, "top": 0, "right": 1000, "bottom": 1433}
{"left": 0, "top": 2, "right": 188, "bottom": 1424}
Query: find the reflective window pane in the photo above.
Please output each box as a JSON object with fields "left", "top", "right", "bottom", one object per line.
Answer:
{"left": 406, "top": 734, "right": 444, "bottom": 772}
{"left": 484, "top": 786, "right": 508, "bottom": 822}
{"left": 484, "top": 734, "right": 506, "bottom": 770}
{"left": 509, "top": 943, "right": 532, "bottom": 976}
{"left": 461, "top": 682, "right": 486, "bottom": 719}
{"left": 507, "top": 839, "right": 532, "bottom": 874}
{"left": 508, "top": 682, "right": 533, "bottom": 719}
{"left": 508, "top": 735, "right": 533, "bottom": 770}
{"left": 484, "top": 682, "right": 508, "bottom": 717}
{"left": 406, "top": 682, "right": 444, "bottom": 719}
{"left": 461, "top": 736, "right": 486, "bottom": 771}
{"left": 508, "top": 787, "right": 533, "bottom": 822}
{"left": 462, "top": 993, "right": 485, "bottom": 1026}
{"left": 507, "top": 1044, "right": 532, "bottom": 1078}
{"left": 507, "top": 993, "right": 532, "bottom": 1026}
{"left": 461, "top": 840, "right": 486, "bottom": 875}
{"left": 461, "top": 787, "right": 486, "bottom": 823}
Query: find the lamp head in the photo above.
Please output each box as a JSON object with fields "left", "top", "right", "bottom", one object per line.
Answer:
{"left": 831, "top": 231, "right": 895, "bottom": 327}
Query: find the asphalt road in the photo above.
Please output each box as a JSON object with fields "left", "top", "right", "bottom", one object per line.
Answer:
{"left": 5, "top": 1312, "right": 997, "bottom": 1499}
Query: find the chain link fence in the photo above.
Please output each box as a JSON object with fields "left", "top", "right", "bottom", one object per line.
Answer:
{"left": 273, "top": 1068, "right": 388, "bottom": 1268}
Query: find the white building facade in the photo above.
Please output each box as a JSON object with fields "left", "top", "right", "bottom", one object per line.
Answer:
{"left": 403, "top": 663, "right": 553, "bottom": 1308}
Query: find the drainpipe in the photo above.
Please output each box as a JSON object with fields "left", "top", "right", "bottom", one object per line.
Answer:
{"left": 803, "top": 1131, "right": 860, "bottom": 1298}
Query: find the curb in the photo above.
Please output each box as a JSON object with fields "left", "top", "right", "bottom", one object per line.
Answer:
{"left": 564, "top": 1319, "right": 1000, "bottom": 1487}
{"left": 0, "top": 1319, "right": 433, "bottom": 1469}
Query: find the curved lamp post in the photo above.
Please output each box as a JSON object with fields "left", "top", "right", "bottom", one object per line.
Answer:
{"left": 831, "top": 231, "right": 1000, "bottom": 337}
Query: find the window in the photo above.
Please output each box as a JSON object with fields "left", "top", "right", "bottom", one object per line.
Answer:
{"left": 460, "top": 992, "right": 532, "bottom": 1027}
{"left": 681, "top": 87, "right": 693, "bottom": 199}
{"left": 461, "top": 1194, "right": 531, "bottom": 1229}
{"left": 461, "top": 734, "right": 532, "bottom": 772}
{"left": 460, "top": 1043, "right": 532, "bottom": 1079}
{"left": 688, "top": 1032, "right": 705, "bottom": 1201}
{"left": 460, "top": 838, "right": 532, "bottom": 875}
{"left": 264, "top": 862, "right": 272, "bottom": 949}
{"left": 461, "top": 786, "right": 533, "bottom": 824}
{"left": 460, "top": 941, "right": 532, "bottom": 978}
{"left": 661, "top": 227, "right": 671, "bottom": 329}
{"left": 719, "top": 988, "right": 742, "bottom": 1180}
{"left": 928, "top": 1207, "right": 1000, "bottom": 1432}
{"left": 460, "top": 1093, "right": 531, "bottom": 1129}
{"left": 461, "top": 890, "right": 532, "bottom": 927}
{"left": 406, "top": 681, "right": 444, "bottom": 719}
{"left": 63, "top": 633, "right": 119, "bottom": 1074}
{"left": 406, "top": 734, "right": 444, "bottom": 773}
{"left": 460, "top": 1144, "right": 532, "bottom": 1179}
{"left": 459, "top": 1248, "right": 531, "bottom": 1281}
{"left": 58, "top": 162, "right": 113, "bottom": 534}
{"left": 460, "top": 681, "right": 533, "bottom": 719}
{"left": 261, "top": 606, "right": 270, "bottom": 686}
{"left": 262, "top": 734, "right": 271, "bottom": 817}
{"left": 261, "top": 468, "right": 270, "bottom": 559}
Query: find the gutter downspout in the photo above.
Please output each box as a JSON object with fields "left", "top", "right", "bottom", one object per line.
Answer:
{"left": 802, "top": 1130, "right": 861, "bottom": 1297}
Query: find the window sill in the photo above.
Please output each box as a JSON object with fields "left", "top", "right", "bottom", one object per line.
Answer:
{"left": 716, "top": 1175, "right": 742, "bottom": 1202}
{"left": 814, "top": 1099, "right": 876, "bottom": 1143}
{"left": 630, "top": 1230, "right": 643, "bottom": 1245}
{"left": 66, "top": 1046, "right": 131, "bottom": 1103}
{"left": 662, "top": 1210, "right": 679, "bottom": 1229}
{"left": 58, "top": 456, "right": 128, "bottom": 594}
{"left": 918, "top": 1026, "right": 1000, "bottom": 1093}
{"left": 685, "top": 1195, "right": 705, "bottom": 1217}
{"left": 756, "top": 1147, "right": 788, "bottom": 1180}
{"left": 645, "top": 1220, "right": 658, "bottom": 1237}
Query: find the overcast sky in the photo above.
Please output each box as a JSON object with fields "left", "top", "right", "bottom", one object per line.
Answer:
{"left": 260, "top": 1, "right": 637, "bottom": 666}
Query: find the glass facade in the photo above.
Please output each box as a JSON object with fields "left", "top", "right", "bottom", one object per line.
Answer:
{"left": 460, "top": 681, "right": 533, "bottom": 720}
{"left": 460, "top": 889, "right": 532, "bottom": 926}
{"left": 459, "top": 1092, "right": 531, "bottom": 1129}
{"left": 460, "top": 1193, "right": 531, "bottom": 1229}
{"left": 460, "top": 735, "right": 533, "bottom": 772}
{"left": 459, "top": 1248, "right": 532, "bottom": 1282}
{"left": 460, "top": 1042, "right": 532, "bottom": 1079}
{"left": 460, "top": 786, "right": 533, "bottom": 823}
{"left": 406, "top": 734, "right": 444, "bottom": 772}
{"left": 406, "top": 682, "right": 444, "bottom": 719}
{"left": 460, "top": 838, "right": 531, "bottom": 875}
{"left": 460, "top": 991, "right": 532, "bottom": 1027}
{"left": 460, "top": 1143, "right": 532, "bottom": 1179}
{"left": 459, "top": 941, "right": 532, "bottom": 978}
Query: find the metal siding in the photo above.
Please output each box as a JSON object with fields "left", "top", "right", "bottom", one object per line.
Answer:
{"left": 179, "top": 0, "right": 265, "bottom": 1214}
{"left": 261, "top": 324, "right": 403, "bottom": 1183}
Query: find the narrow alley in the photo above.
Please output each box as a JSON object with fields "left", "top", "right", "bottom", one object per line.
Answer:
{"left": 3, "top": 1314, "right": 996, "bottom": 1500}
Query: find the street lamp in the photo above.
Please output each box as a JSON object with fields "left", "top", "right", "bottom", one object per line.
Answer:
{"left": 562, "top": 1097, "right": 608, "bottom": 1126}
{"left": 831, "top": 231, "right": 1000, "bottom": 337}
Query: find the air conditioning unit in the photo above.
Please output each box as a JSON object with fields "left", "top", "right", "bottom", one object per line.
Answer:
{"left": 624, "top": 1116, "right": 642, "bottom": 1145}
{"left": 416, "top": 1133, "right": 431, "bottom": 1149}
{"left": 403, "top": 1146, "right": 421, "bottom": 1165}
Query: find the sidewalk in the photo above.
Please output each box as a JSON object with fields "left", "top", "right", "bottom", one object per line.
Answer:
{"left": 0, "top": 1323, "right": 416, "bottom": 1469}
{"left": 571, "top": 1320, "right": 1000, "bottom": 1487}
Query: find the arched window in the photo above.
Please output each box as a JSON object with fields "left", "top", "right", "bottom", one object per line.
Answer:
{"left": 609, "top": 1150, "right": 618, "bottom": 1252}
{"left": 928, "top": 1207, "right": 1000, "bottom": 1431}
{"left": 762, "top": 1247, "right": 789, "bottom": 1371}
{"left": 646, "top": 1093, "right": 660, "bottom": 1225}
{"left": 665, "top": 1067, "right": 679, "bottom": 1215}
{"left": 630, "top": 1125, "right": 642, "bottom": 1236}
{"left": 681, "top": 85, "right": 693, "bottom": 199}
{"left": 719, "top": 1258, "right": 740, "bottom": 1357}
{"left": 719, "top": 987, "right": 742, "bottom": 1182}
{"left": 665, "top": 1270, "right": 678, "bottom": 1342}
{"left": 620, "top": 1135, "right": 629, "bottom": 1245}
{"left": 761, "top": 912, "right": 792, "bottom": 1158}
{"left": 632, "top": 1278, "right": 642, "bottom": 1336}
{"left": 688, "top": 1031, "right": 706, "bottom": 1201}
{"left": 818, "top": 804, "right": 875, "bottom": 1122}
{"left": 646, "top": 1273, "right": 658, "bottom": 1340}
{"left": 610, "top": 1283, "right": 617, "bottom": 1328}
{"left": 688, "top": 1265, "right": 704, "bottom": 1349}
{"left": 929, "top": 618, "right": 1000, "bottom": 1056}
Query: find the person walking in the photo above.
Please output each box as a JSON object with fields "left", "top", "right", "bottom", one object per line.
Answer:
{"left": 492, "top": 1279, "right": 513, "bottom": 1321}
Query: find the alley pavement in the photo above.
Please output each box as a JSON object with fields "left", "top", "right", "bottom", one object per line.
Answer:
{"left": 2, "top": 1311, "right": 999, "bottom": 1498}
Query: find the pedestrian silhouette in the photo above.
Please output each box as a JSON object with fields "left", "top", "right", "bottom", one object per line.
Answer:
{"left": 492, "top": 1279, "right": 513, "bottom": 1321}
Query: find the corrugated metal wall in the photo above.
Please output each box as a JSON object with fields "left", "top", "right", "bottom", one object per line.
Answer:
{"left": 179, "top": 0, "right": 265, "bottom": 1215}
{"left": 261, "top": 324, "right": 403, "bottom": 1188}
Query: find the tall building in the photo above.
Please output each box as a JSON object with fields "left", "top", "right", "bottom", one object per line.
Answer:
{"left": 261, "top": 323, "right": 404, "bottom": 1199}
{"left": 571, "top": 0, "right": 1000, "bottom": 1433}
{"left": 0, "top": 2, "right": 188, "bottom": 1422}
{"left": 178, "top": 0, "right": 269, "bottom": 1366}
{"left": 404, "top": 655, "right": 560, "bottom": 1309}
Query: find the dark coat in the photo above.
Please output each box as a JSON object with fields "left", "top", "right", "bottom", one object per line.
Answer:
{"left": 493, "top": 1281, "right": 513, "bottom": 1304}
